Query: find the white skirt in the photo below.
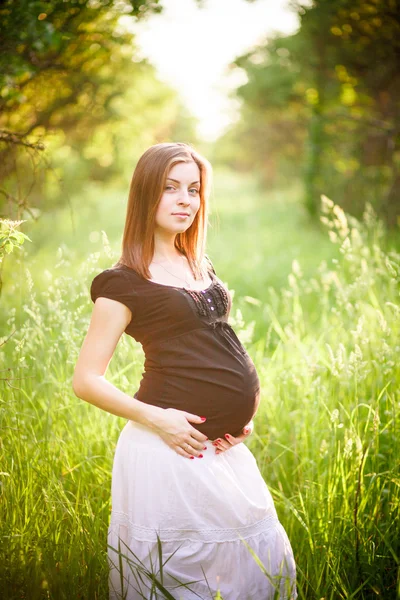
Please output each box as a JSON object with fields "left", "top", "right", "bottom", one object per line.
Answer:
{"left": 108, "top": 420, "right": 297, "bottom": 600}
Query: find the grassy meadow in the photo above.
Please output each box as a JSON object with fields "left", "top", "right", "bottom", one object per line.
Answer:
{"left": 1, "top": 172, "right": 399, "bottom": 599}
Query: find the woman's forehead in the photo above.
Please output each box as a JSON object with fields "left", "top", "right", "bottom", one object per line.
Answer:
{"left": 167, "top": 161, "right": 200, "bottom": 181}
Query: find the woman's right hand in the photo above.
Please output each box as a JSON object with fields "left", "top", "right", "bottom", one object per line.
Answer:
{"left": 147, "top": 407, "right": 209, "bottom": 459}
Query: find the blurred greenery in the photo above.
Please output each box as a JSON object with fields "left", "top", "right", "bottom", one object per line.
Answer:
{"left": 0, "top": 0, "right": 198, "bottom": 221}
{"left": 1, "top": 0, "right": 400, "bottom": 598}
{"left": 1, "top": 183, "right": 399, "bottom": 599}
{"left": 214, "top": 0, "right": 400, "bottom": 230}
{"left": 0, "top": 169, "right": 345, "bottom": 343}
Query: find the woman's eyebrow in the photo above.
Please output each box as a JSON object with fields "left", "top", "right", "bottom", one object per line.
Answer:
{"left": 166, "top": 178, "right": 200, "bottom": 185}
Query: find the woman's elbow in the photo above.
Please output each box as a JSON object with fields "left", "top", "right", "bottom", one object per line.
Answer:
{"left": 72, "top": 369, "right": 104, "bottom": 400}
{"left": 72, "top": 370, "right": 89, "bottom": 398}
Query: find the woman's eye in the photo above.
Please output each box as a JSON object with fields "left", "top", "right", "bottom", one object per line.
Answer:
{"left": 165, "top": 185, "right": 198, "bottom": 194}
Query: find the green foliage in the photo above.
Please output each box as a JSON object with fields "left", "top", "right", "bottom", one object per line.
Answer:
{"left": 0, "top": 179, "right": 399, "bottom": 598}
{"left": 0, "top": 219, "right": 32, "bottom": 266}
{"left": 214, "top": 34, "right": 309, "bottom": 185}
{"left": 0, "top": 0, "right": 199, "bottom": 222}
{"left": 0, "top": 0, "right": 162, "bottom": 138}
{"left": 218, "top": 0, "right": 400, "bottom": 228}
{"left": 0, "top": 0, "right": 162, "bottom": 83}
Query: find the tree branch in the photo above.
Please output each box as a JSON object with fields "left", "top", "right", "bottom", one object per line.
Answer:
{"left": 0, "top": 130, "right": 45, "bottom": 150}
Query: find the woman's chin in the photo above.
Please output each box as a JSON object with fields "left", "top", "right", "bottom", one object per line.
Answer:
{"left": 160, "top": 224, "right": 192, "bottom": 235}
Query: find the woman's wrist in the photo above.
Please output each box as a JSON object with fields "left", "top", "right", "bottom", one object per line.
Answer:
{"left": 132, "top": 401, "right": 164, "bottom": 429}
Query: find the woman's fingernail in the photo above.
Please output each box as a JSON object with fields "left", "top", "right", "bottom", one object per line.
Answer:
{"left": 200, "top": 416, "right": 207, "bottom": 421}
{"left": 189, "top": 456, "right": 195, "bottom": 459}
{"left": 203, "top": 446, "right": 207, "bottom": 450}
{"left": 224, "top": 434, "right": 230, "bottom": 440}
{"left": 243, "top": 427, "right": 250, "bottom": 434}
{"left": 198, "top": 454, "right": 203, "bottom": 458}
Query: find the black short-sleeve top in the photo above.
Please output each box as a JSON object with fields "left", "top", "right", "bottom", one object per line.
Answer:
{"left": 90, "top": 258, "right": 260, "bottom": 439}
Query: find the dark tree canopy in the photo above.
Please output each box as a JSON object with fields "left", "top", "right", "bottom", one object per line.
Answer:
{"left": 0, "top": 0, "right": 167, "bottom": 219}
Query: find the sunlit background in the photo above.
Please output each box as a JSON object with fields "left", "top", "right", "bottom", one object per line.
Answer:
{"left": 125, "top": 0, "right": 300, "bottom": 139}
{"left": 1, "top": 0, "right": 399, "bottom": 598}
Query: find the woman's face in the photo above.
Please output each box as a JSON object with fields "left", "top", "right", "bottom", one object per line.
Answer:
{"left": 155, "top": 161, "right": 201, "bottom": 235}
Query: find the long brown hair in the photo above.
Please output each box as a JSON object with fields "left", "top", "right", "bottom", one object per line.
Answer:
{"left": 114, "top": 142, "right": 213, "bottom": 281}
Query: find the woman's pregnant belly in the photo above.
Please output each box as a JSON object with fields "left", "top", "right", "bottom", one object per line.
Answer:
{"left": 134, "top": 329, "right": 261, "bottom": 439}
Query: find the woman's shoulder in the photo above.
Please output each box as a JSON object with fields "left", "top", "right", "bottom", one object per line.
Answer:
{"left": 91, "top": 265, "right": 131, "bottom": 285}
{"left": 90, "top": 266, "right": 138, "bottom": 304}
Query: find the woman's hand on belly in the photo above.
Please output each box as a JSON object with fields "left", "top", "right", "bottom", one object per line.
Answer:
{"left": 149, "top": 406, "right": 209, "bottom": 460}
{"left": 211, "top": 419, "right": 254, "bottom": 454}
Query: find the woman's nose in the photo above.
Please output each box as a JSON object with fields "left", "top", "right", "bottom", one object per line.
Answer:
{"left": 177, "top": 189, "right": 191, "bottom": 204}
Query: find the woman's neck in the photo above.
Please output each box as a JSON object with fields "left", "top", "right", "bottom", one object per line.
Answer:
{"left": 152, "top": 252, "right": 184, "bottom": 264}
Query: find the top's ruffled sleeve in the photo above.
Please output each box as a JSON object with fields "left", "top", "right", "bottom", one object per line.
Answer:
{"left": 90, "top": 269, "right": 136, "bottom": 316}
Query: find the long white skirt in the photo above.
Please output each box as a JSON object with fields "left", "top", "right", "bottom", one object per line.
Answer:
{"left": 108, "top": 420, "right": 297, "bottom": 600}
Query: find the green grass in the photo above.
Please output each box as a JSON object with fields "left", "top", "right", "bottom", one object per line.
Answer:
{"left": 1, "top": 174, "right": 399, "bottom": 599}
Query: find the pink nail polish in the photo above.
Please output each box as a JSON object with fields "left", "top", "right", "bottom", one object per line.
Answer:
{"left": 189, "top": 456, "right": 194, "bottom": 460}
{"left": 224, "top": 434, "right": 230, "bottom": 440}
{"left": 198, "top": 454, "right": 203, "bottom": 458}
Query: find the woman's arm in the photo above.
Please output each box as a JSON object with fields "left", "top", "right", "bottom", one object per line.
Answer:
{"left": 73, "top": 297, "right": 208, "bottom": 459}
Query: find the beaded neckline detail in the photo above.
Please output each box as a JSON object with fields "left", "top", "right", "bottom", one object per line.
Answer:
{"left": 118, "top": 264, "right": 230, "bottom": 319}
{"left": 184, "top": 281, "right": 230, "bottom": 320}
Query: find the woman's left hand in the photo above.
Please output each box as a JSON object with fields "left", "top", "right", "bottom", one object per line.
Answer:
{"left": 211, "top": 420, "right": 254, "bottom": 454}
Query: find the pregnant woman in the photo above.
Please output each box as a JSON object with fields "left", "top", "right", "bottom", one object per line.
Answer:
{"left": 73, "top": 142, "right": 297, "bottom": 600}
